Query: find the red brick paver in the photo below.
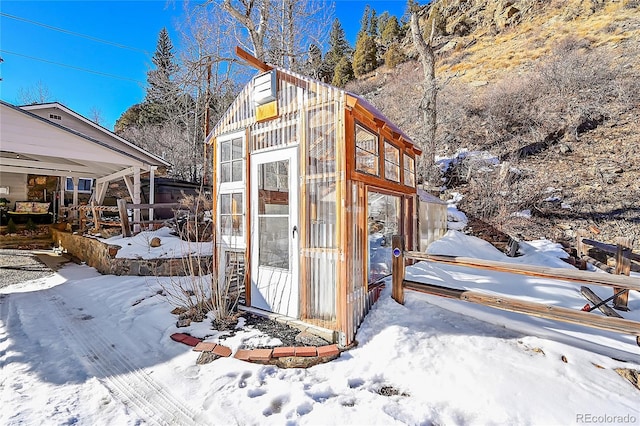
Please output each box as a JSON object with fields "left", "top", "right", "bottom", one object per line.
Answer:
{"left": 272, "top": 346, "right": 296, "bottom": 357}
{"left": 234, "top": 349, "right": 252, "bottom": 361}
{"left": 181, "top": 336, "right": 202, "bottom": 347}
{"left": 212, "top": 344, "right": 232, "bottom": 357}
{"left": 248, "top": 348, "right": 273, "bottom": 361}
{"left": 193, "top": 342, "right": 217, "bottom": 352}
{"left": 295, "top": 346, "right": 317, "bottom": 357}
{"left": 170, "top": 333, "right": 188, "bottom": 343}
{"left": 317, "top": 344, "right": 340, "bottom": 358}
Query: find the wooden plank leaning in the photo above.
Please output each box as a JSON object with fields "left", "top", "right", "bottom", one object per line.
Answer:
{"left": 117, "top": 198, "right": 131, "bottom": 238}
{"left": 580, "top": 286, "right": 624, "bottom": 318}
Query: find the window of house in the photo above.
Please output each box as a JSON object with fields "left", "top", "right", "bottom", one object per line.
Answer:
{"left": 218, "top": 132, "right": 246, "bottom": 242}
{"left": 220, "top": 137, "right": 244, "bottom": 183}
{"left": 355, "top": 124, "right": 379, "bottom": 176}
{"left": 404, "top": 155, "right": 416, "bottom": 187}
{"left": 65, "top": 177, "right": 93, "bottom": 193}
{"left": 384, "top": 141, "right": 400, "bottom": 182}
{"left": 220, "top": 192, "right": 244, "bottom": 236}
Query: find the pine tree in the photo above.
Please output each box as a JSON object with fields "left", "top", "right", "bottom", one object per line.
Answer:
{"left": 352, "top": 35, "right": 378, "bottom": 77}
{"left": 332, "top": 56, "right": 354, "bottom": 87}
{"left": 142, "top": 28, "right": 181, "bottom": 124}
{"left": 368, "top": 9, "right": 378, "bottom": 37}
{"left": 384, "top": 42, "right": 405, "bottom": 69}
{"left": 323, "top": 19, "right": 352, "bottom": 82}
{"left": 352, "top": 7, "right": 378, "bottom": 77}
{"left": 381, "top": 15, "right": 401, "bottom": 48}
{"left": 359, "top": 5, "right": 371, "bottom": 38}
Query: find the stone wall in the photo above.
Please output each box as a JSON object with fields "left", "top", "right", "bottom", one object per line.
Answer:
{"left": 51, "top": 228, "right": 212, "bottom": 276}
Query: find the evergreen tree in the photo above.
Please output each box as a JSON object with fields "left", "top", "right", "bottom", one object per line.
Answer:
{"left": 378, "top": 11, "right": 390, "bottom": 36}
{"left": 368, "top": 9, "right": 378, "bottom": 37}
{"left": 142, "top": 28, "right": 181, "bottom": 124}
{"left": 381, "top": 15, "right": 401, "bottom": 48}
{"left": 384, "top": 42, "right": 405, "bottom": 69}
{"left": 323, "top": 19, "right": 352, "bottom": 82}
{"left": 352, "top": 34, "right": 378, "bottom": 77}
{"left": 359, "top": 5, "right": 371, "bottom": 38}
{"left": 332, "top": 56, "right": 354, "bottom": 87}
{"left": 353, "top": 6, "right": 378, "bottom": 77}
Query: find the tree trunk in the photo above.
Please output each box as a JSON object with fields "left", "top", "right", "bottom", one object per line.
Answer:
{"left": 410, "top": 9, "right": 438, "bottom": 186}
{"left": 222, "top": 0, "right": 269, "bottom": 61}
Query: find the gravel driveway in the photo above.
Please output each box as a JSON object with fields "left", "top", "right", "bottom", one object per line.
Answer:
{"left": 0, "top": 249, "right": 57, "bottom": 288}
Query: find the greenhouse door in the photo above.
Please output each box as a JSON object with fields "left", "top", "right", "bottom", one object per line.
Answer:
{"left": 250, "top": 147, "right": 299, "bottom": 317}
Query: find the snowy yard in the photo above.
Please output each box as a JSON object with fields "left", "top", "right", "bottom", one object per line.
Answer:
{"left": 1, "top": 230, "right": 639, "bottom": 425}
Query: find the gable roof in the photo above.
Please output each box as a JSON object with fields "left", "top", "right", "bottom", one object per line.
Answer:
{"left": 19, "top": 102, "right": 170, "bottom": 167}
{"left": 0, "top": 100, "right": 170, "bottom": 180}
{"left": 207, "top": 62, "right": 420, "bottom": 156}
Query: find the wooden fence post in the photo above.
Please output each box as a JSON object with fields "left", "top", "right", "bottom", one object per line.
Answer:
{"left": 117, "top": 199, "right": 131, "bottom": 238}
{"left": 614, "top": 237, "right": 632, "bottom": 311}
{"left": 392, "top": 235, "right": 405, "bottom": 305}
{"left": 576, "top": 229, "right": 588, "bottom": 258}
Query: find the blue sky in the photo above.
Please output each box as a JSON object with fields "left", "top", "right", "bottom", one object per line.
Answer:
{"left": 0, "top": 1, "right": 408, "bottom": 131}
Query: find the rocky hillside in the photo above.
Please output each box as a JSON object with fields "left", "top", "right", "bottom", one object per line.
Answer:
{"left": 347, "top": 0, "right": 640, "bottom": 250}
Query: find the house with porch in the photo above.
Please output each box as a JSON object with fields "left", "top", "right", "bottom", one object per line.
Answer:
{"left": 207, "top": 49, "right": 423, "bottom": 346}
{"left": 0, "top": 101, "right": 170, "bottom": 226}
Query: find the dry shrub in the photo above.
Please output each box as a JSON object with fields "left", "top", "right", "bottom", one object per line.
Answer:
{"left": 160, "top": 190, "right": 242, "bottom": 323}
{"left": 441, "top": 37, "right": 637, "bottom": 162}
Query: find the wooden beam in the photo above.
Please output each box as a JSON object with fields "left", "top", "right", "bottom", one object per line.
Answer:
{"left": 0, "top": 157, "right": 97, "bottom": 175}
{"left": 580, "top": 286, "right": 623, "bottom": 318}
{"left": 576, "top": 229, "right": 589, "bottom": 258}
{"left": 403, "top": 280, "right": 640, "bottom": 337}
{"left": 95, "top": 166, "right": 147, "bottom": 185}
{"left": 582, "top": 238, "right": 640, "bottom": 263}
{"left": 407, "top": 252, "right": 640, "bottom": 292}
{"left": 580, "top": 254, "right": 616, "bottom": 274}
{"left": 373, "top": 117, "right": 385, "bottom": 128}
{"left": 0, "top": 165, "right": 102, "bottom": 179}
{"left": 345, "top": 94, "right": 358, "bottom": 109}
{"left": 235, "top": 46, "right": 273, "bottom": 72}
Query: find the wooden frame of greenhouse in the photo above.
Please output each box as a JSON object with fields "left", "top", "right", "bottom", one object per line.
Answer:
{"left": 206, "top": 48, "right": 422, "bottom": 346}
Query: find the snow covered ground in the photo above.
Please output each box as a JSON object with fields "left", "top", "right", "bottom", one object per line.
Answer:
{"left": 1, "top": 230, "right": 639, "bottom": 425}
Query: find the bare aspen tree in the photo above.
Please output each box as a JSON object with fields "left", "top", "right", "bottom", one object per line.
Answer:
{"left": 216, "top": 0, "right": 333, "bottom": 70}
{"left": 16, "top": 80, "right": 52, "bottom": 105}
{"left": 177, "top": 3, "right": 243, "bottom": 185}
{"left": 221, "top": 0, "right": 270, "bottom": 61}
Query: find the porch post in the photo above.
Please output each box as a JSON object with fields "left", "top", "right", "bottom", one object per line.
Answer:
{"left": 148, "top": 166, "right": 156, "bottom": 229}
{"left": 72, "top": 177, "right": 79, "bottom": 220}
{"left": 58, "top": 177, "right": 65, "bottom": 221}
{"left": 133, "top": 167, "right": 141, "bottom": 233}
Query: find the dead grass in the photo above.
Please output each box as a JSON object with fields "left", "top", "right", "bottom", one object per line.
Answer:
{"left": 434, "top": 0, "right": 638, "bottom": 84}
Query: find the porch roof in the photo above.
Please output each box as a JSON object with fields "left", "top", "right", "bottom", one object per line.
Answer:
{"left": 0, "top": 100, "right": 170, "bottom": 182}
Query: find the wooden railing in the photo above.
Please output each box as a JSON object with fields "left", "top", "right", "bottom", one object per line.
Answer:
{"left": 576, "top": 231, "right": 637, "bottom": 310}
{"left": 62, "top": 200, "right": 189, "bottom": 236}
{"left": 391, "top": 235, "right": 640, "bottom": 344}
